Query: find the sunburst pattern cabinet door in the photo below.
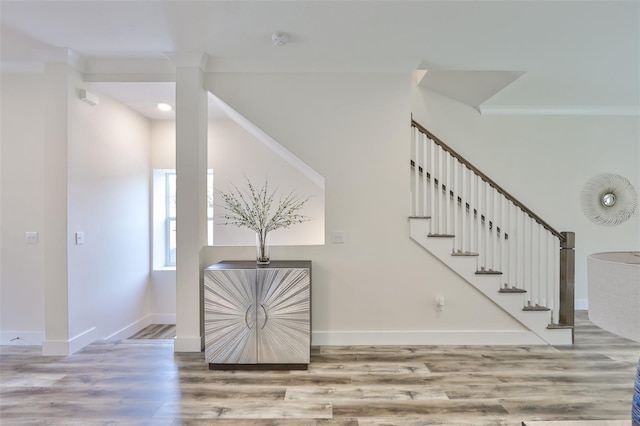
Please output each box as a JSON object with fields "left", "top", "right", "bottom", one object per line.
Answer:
{"left": 204, "top": 268, "right": 258, "bottom": 364}
{"left": 256, "top": 268, "right": 310, "bottom": 364}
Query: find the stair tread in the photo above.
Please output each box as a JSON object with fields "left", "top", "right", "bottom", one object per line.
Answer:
{"left": 428, "top": 234, "right": 455, "bottom": 238}
{"left": 523, "top": 305, "right": 551, "bottom": 311}
{"left": 547, "top": 324, "right": 574, "bottom": 330}
{"left": 499, "top": 287, "right": 527, "bottom": 293}
{"left": 452, "top": 252, "right": 479, "bottom": 257}
{"left": 475, "top": 270, "right": 503, "bottom": 275}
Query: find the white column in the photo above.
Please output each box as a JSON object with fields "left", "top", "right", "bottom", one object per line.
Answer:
{"left": 42, "top": 52, "right": 73, "bottom": 355}
{"left": 168, "top": 53, "right": 209, "bottom": 352}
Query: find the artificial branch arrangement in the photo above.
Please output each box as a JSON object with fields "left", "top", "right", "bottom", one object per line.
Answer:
{"left": 218, "top": 177, "right": 310, "bottom": 264}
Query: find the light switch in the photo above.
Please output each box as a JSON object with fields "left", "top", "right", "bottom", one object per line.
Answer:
{"left": 25, "top": 232, "right": 38, "bottom": 244}
{"left": 75, "top": 232, "right": 85, "bottom": 245}
{"left": 331, "top": 231, "right": 345, "bottom": 244}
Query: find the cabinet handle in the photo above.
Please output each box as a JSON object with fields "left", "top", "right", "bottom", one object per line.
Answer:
{"left": 261, "top": 304, "right": 268, "bottom": 329}
{"left": 245, "top": 304, "right": 253, "bottom": 329}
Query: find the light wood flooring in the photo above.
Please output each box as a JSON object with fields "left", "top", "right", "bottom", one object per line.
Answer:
{"left": 128, "top": 324, "right": 176, "bottom": 340}
{"left": 1, "top": 311, "right": 639, "bottom": 425}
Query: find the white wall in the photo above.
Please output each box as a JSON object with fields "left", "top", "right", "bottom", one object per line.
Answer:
{"left": 67, "top": 80, "right": 151, "bottom": 341}
{"left": 5, "top": 68, "right": 625, "bottom": 348}
{"left": 1, "top": 69, "right": 153, "bottom": 347}
{"left": 151, "top": 120, "right": 176, "bottom": 169}
{"left": 0, "top": 73, "right": 46, "bottom": 344}
{"left": 412, "top": 87, "right": 640, "bottom": 307}
{"left": 200, "top": 72, "right": 527, "bottom": 345}
{"left": 209, "top": 119, "right": 324, "bottom": 247}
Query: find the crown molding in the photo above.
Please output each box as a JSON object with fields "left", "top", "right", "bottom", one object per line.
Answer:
{"left": 31, "top": 48, "right": 84, "bottom": 72}
{"left": 164, "top": 52, "right": 210, "bottom": 71}
{"left": 0, "top": 61, "right": 45, "bottom": 73}
{"left": 479, "top": 104, "right": 640, "bottom": 117}
{"left": 2, "top": 48, "right": 87, "bottom": 73}
{"left": 83, "top": 57, "right": 176, "bottom": 82}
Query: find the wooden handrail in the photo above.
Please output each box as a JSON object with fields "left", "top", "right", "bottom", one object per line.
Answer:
{"left": 412, "top": 120, "right": 565, "bottom": 242}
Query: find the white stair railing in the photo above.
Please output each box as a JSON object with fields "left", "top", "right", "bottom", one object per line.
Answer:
{"left": 410, "top": 122, "right": 574, "bottom": 327}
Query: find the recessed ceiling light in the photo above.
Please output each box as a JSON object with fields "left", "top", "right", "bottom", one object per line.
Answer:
{"left": 157, "top": 103, "right": 173, "bottom": 111}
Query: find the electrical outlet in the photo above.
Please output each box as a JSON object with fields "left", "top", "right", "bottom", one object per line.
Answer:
{"left": 331, "top": 231, "right": 345, "bottom": 244}
{"left": 75, "top": 232, "right": 85, "bottom": 245}
{"left": 25, "top": 232, "right": 38, "bottom": 244}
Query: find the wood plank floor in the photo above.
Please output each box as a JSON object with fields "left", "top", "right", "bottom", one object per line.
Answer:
{"left": 128, "top": 324, "right": 176, "bottom": 340}
{"left": 1, "top": 311, "right": 639, "bottom": 425}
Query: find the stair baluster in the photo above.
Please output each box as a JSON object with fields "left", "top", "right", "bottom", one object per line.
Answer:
{"left": 421, "top": 130, "right": 428, "bottom": 217}
{"left": 461, "top": 164, "right": 469, "bottom": 253}
{"left": 453, "top": 159, "right": 460, "bottom": 252}
{"left": 473, "top": 175, "right": 480, "bottom": 255}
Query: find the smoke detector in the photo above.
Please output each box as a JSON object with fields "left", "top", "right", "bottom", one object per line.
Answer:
{"left": 272, "top": 32, "right": 288, "bottom": 46}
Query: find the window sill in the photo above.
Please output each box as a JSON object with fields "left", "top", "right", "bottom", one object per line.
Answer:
{"left": 152, "top": 266, "right": 176, "bottom": 272}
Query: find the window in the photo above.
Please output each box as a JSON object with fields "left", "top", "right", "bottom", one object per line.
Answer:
{"left": 153, "top": 169, "right": 213, "bottom": 269}
{"left": 166, "top": 172, "right": 177, "bottom": 265}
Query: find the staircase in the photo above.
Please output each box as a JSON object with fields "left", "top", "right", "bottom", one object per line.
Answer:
{"left": 410, "top": 120, "right": 574, "bottom": 345}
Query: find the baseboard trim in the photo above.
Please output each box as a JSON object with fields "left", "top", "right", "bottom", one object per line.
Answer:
{"left": 104, "top": 314, "right": 177, "bottom": 341}
{"left": 10, "top": 324, "right": 554, "bottom": 351}
{"left": 174, "top": 335, "right": 203, "bottom": 352}
{"left": 311, "top": 330, "right": 547, "bottom": 346}
{"left": 0, "top": 331, "right": 45, "bottom": 346}
{"left": 105, "top": 317, "right": 152, "bottom": 341}
{"left": 42, "top": 327, "right": 97, "bottom": 356}
{"left": 69, "top": 327, "right": 98, "bottom": 354}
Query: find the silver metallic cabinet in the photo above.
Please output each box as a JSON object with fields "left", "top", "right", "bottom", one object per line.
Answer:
{"left": 204, "top": 260, "right": 311, "bottom": 369}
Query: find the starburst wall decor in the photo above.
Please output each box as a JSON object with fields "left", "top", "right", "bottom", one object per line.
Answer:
{"left": 580, "top": 173, "right": 638, "bottom": 226}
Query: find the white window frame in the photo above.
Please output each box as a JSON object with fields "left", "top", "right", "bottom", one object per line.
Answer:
{"left": 165, "top": 171, "right": 176, "bottom": 266}
{"left": 153, "top": 169, "right": 213, "bottom": 270}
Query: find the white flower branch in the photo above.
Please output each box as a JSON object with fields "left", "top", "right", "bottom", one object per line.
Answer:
{"left": 217, "top": 177, "right": 311, "bottom": 240}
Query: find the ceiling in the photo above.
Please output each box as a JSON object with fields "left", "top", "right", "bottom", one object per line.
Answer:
{"left": 1, "top": 0, "right": 639, "bottom": 118}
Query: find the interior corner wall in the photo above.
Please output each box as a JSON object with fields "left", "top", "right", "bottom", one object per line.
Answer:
{"left": 67, "top": 79, "right": 151, "bottom": 341}
{"left": 412, "top": 87, "right": 640, "bottom": 307}
{"left": 201, "top": 72, "right": 528, "bottom": 343}
{"left": 209, "top": 119, "right": 324, "bottom": 247}
{"left": 0, "top": 72, "right": 46, "bottom": 344}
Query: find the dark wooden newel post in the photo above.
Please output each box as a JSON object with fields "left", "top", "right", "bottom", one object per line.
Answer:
{"left": 559, "top": 231, "right": 575, "bottom": 341}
